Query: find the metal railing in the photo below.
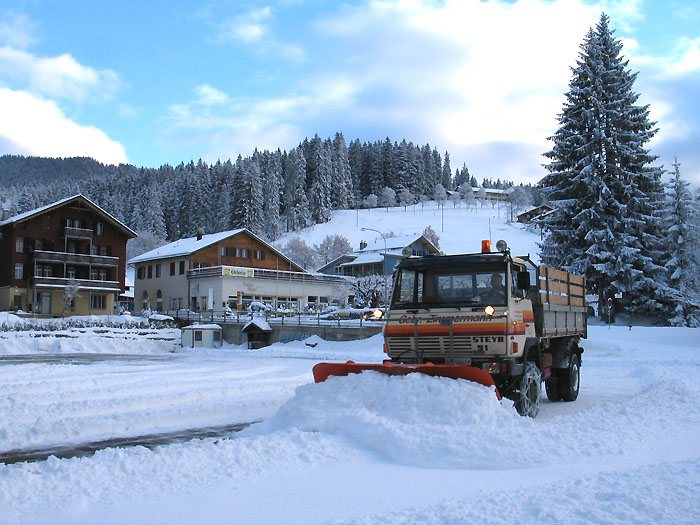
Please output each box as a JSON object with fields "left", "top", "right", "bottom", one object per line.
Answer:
{"left": 163, "top": 308, "right": 383, "bottom": 328}
{"left": 187, "top": 266, "right": 350, "bottom": 285}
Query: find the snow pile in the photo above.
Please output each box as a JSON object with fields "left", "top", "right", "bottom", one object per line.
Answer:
{"left": 249, "top": 371, "right": 529, "bottom": 469}
{"left": 0, "top": 327, "right": 179, "bottom": 355}
{"left": 0, "top": 312, "right": 23, "bottom": 326}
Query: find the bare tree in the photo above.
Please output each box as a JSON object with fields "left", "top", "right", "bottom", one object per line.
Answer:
{"left": 62, "top": 278, "right": 80, "bottom": 317}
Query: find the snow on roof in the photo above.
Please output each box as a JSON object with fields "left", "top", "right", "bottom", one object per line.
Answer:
{"left": 128, "top": 229, "right": 245, "bottom": 264}
{"left": 0, "top": 194, "right": 137, "bottom": 237}
{"left": 359, "top": 233, "right": 439, "bottom": 255}
{"left": 360, "top": 234, "right": 422, "bottom": 253}
{"left": 242, "top": 317, "right": 272, "bottom": 332}
{"left": 341, "top": 252, "right": 384, "bottom": 266}
{"left": 183, "top": 323, "right": 222, "bottom": 330}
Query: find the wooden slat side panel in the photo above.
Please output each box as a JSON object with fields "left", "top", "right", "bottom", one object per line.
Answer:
{"left": 569, "top": 273, "right": 585, "bottom": 285}
{"left": 547, "top": 294, "right": 570, "bottom": 306}
{"left": 546, "top": 267, "right": 569, "bottom": 281}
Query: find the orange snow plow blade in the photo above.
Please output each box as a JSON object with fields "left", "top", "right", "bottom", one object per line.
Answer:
{"left": 312, "top": 361, "right": 500, "bottom": 400}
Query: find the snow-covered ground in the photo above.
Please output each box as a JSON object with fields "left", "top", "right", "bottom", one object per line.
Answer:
{"left": 1, "top": 205, "right": 698, "bottom": 523}
{"left": 1, "top": 324, "right": 699, "bottom": 524}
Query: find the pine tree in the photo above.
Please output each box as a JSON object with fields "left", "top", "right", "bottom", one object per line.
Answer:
{"left": 308, "top": 138, "right": 333, "bottom": 223}
{"left": 540, "top": 14, "right": 665, "bottom": 320}
{"left": 282, "top": 147, "right": 309, "bottom": 231}
{"left": 663, "top": 157, "right": 700, "bottom": 325}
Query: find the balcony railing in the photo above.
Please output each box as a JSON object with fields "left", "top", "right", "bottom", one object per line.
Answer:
{"left": 31, "top": 276, "right": 121, "bottom": 291}
{"left": 187, "top": 265, "right": 350, "bottom": 285}
{"left": 32, "top": 250, "right": 119, "bottom": 267}
{"left": 64, "top": 226, "right": 94, "bottom": 240}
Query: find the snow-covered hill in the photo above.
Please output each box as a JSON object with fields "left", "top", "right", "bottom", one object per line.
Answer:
{"left": 275, "top": 200, "right": 540, "bottom": 261}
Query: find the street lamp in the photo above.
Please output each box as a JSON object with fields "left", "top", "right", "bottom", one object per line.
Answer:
{"left": 361, "top": 227, "right": 388, "bottom": 306}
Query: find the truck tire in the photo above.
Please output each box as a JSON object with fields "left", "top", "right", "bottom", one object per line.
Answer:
{"left": 557, "top": 352, "right": 580, "bottom": 401}
{"left": 545, "top": 378, "right": 561, "bottom": 402}
{"left": 515, "top": 361, "right": 541, "bottom": 418}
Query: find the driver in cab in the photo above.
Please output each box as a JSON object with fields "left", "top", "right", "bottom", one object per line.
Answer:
{"left": 483, "top": 273, "right": 506, "bottom": 304}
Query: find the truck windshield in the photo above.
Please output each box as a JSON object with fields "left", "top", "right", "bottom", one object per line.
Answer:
{"left": 392, "top": 266, "right": 508, "bottom": 308}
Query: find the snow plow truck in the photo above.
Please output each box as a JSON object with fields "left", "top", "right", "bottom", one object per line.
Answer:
{"left": 313, "top": 240, "right": 587, "bottom": 417}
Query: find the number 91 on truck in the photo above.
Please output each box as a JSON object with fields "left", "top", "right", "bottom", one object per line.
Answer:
{"left": 313, "top": 240, "right": 588, "bottom": 418}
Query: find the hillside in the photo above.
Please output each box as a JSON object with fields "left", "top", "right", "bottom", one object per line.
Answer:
{"left": 276, "top": 199, "right": 540, "bottom": 263}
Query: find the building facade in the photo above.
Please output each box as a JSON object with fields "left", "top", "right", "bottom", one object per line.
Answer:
{"left": 129, "top": 229, "right": 350, "bottom": 314}
{"left": 0, "top": 195, "right": 136, "bottom": 316}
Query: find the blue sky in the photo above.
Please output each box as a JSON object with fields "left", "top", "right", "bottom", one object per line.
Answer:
{"left": 0, "top": 0, "right": 698, "bottom": 186}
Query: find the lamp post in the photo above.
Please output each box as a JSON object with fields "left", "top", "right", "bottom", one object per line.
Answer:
{"left": 361, "top": 227, "right": 388, "bottom": 306}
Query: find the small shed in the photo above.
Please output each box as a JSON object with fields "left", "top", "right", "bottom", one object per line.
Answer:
{"left": 242, "top": 316, "right": 273, "bottom": 349}
{"left": 181, "top": 323, "right": 223, "bottom": 348}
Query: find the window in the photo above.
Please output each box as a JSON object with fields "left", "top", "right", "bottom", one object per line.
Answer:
{"left": 155, "top": 264, "right": 161, "bottom": 278}
{"left": 96, "top": 222, "right": 104, "bottom": 235}
{"left": 36, "top": 265, "right": 52, "bottom": 277}
{"left": 74, "top": 219, "right": 82, "bottom": 228}
{"left": 194, "top": 331, "right": 203, "bottom": 342}
{"left": 137, "top": 267, "right": 145, "bottom": 279}
{"left": 67, "top": 241, "right": 77, "bottom": 253}
{"left": 170, "top": 262, "right": 176, "bottom": 276}
{"left": 221, "top": 247, "right": 228, "bottom": 256}
{"left": 15, "top": 237, "right": 24, "bottom": 253}
{"left": 156, "top": 290, "right": 163, "bottom": 311}
{"left": 213, "top": 331, "right": 221, "bottom": 343}
{"left": 14, "top": 263, "right": 23, "bottom": 279}
{"left": 34, "top": 239, "right": 44, "bottom": 251}
{"left": 254, "top": 250, "right": 265, "bottom": 260}
{"left": 99, "top": 269, "right": 107, "bottom": 281}
{"left": 67, "top": 266, "right": 76, "bottom": 279}
{"left": 147, "top": 265, "right": 153, "bottom": 279}
{"left": 91, "top": 245, "right": 99, "bottom": 255}
{"left": 90, "top": 294, "right": 107, "bottom": 309}
{"left": 99, "top": 246, "right": 109, "bottom": 256}
{"left": 179, "top": 261, "right": 185, "bottom": 274}
{"left": 90, "top": 269, "right": 98, "bottom": 280}
{"left": 236, "top": 248, "right": 250, "bottom": 258}
{"left": 66, "top": 218, "right": 72, "bottom": 227}
{"left": 13, "top": 295, "right": 21, "bottom": 308}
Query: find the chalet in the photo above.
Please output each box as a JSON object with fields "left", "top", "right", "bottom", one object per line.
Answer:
{"left": 0, "top": 194, "right": 136, "bottom": 316}
{"left": 516, "top": 204, "right": 555, "bottom": 224}
{"left": 317, "top": 234, "right": 440, "bottom": 277}
{"left": 128, "top": 228, "right": 349, "bottom": 313}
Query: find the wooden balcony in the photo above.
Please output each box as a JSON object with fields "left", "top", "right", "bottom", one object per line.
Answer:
{"left": 31, "top": 276, "right": 121, "bottom": 292}
{"left": 64, "top": 226, "right": 94, "bottom": 240}
{"left": 32, "top": 250, "right": 119, "bottom": 267}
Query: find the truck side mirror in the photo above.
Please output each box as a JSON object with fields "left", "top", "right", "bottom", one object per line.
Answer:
{"left": 517, "top": 271, "right": 531, "bottom": 291}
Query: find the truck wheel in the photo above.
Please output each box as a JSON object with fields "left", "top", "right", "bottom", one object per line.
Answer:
{"left": 558, "top": 352, "right": 580, "bottom": 401}
{"left": 515, "top": 362, "right": 541, "bottom": 418}
{"left": 545, "top": 378, "right": 561, "bottom": 402}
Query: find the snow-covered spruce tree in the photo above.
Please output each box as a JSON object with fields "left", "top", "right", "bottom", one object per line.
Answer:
{"left": 308, "top": 138, "right": 333, "bottom": 223}
{"left": 282, "top": 147, "right": 309, "bottom": 231}
{"left": 540, "top": 14, "right": 665, "bottom": 320}
{"left": 331, "top": 132, "right": 353, "bottom": 210}
{"left": 663, "top": 157, "right": 700, "bottom": 326}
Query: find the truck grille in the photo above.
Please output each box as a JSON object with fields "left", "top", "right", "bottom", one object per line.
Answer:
{"left": 387, "top": 336, "right": 475, "bottom": 360}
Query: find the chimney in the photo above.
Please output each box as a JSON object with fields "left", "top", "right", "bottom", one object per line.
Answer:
{"left": 196, "top": 227, "right": 203, "bottom": 241}
{"left": 359, "top": 240, "right": 367, "bottom": 250}
{"left": 2, "top": 209, "right": 8, "bottom": 221}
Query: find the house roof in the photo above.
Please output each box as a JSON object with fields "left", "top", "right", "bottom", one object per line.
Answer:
{"left": 360, "top": 233, "right": 440, "bottom": 255}
{"left": 315, "top": 253, "right": 356, "bottom": 273}
{"left": 340, "top": 252, "right": 384, "bottom": 266}
{"left": 128, "top": 229, "right": 245, "bottom": 263}
{"left": 0, "top": 194, "right": 137, "bottom": 238}
{"left": 128, "top": 228, "right": 305, "bottom": 272}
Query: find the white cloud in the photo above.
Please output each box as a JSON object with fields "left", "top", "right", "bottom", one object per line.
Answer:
{"left": 0, "top": 88, "right": 127, "bottom": 164}
{"left": 0, "top": 45, "right": 121, "bottom": 103}
{"left": 0, "top": 12, "right": 38, "bottom": 49}
{"left": 213, "top": 6, "right": 272, "bottom": 44}
{"left": 194, "top": 84, "right": 229, "bottom": 106}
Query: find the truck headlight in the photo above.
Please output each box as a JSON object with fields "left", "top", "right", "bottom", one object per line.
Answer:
{"left": 484, "top": 305, "right": 495, "bottom": 316}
